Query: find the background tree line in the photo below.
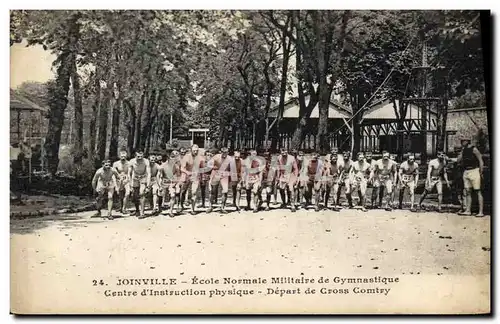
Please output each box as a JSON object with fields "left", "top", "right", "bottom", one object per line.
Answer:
{"left": 10, "top": 10, "right": 487, "bottom": 175}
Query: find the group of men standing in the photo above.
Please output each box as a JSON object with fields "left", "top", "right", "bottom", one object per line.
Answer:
{"left": 91, "top": 137, "right": 485, "bottom": 220}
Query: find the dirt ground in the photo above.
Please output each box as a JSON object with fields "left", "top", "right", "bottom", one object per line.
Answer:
{"left": 10, "top": 194, "right": 94, "bottom": 214}
{"left": 10, "top": 205, "right": 490, "bottom": 314}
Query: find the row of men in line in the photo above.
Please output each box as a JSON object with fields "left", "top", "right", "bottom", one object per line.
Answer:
{"left": 91, "top": 145, "right": 462, "bottom": 219}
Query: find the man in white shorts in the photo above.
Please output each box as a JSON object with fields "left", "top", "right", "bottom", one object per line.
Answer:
{"left": 231, "top": 150, "right": 246, "bottom": 212}
{"left": 293, "top": 150, "right": 305, "bottom": 208}
{"left": 322, "top": 152, "right": 344, "bottom": 210}
{"left": 398, "top": 154, "right": 419, "bottom": 211}
{"left": 198, "top": 150, "right": 212, "bottom": 209}
{"left": 418, "top": 151, "right": 450, "bottom": 212}
{"left": 390, "top": 153, "right": 399, "bottom": 207}
{"left": 370, "top": 151, "right": 397, "bottom": 211}
{"left": 336, "top": 150, "right": 352, "bottom": 208}
{"left": 158, "top": 150, "right": 182, "bottom": 217}
{"left": 113, "top": 150, "right": 130, "bottom": 214}
{"left": 207, "top": 147, "right": 233, "bottom": 213}
{"left": 244, "top": 149, "right": 265, "bottom": 213}
{"left": 277, "top": 148, "right": 299, "bottom": 212}
{"left": 299, "top": 151, "right": 323, "bottom": 212}
{"left": 128, "top": 150, "right": 151, "bottom": 219}
{"left": 148, "top": 154, "right": 161, "bottom": 215}
{"left": 364, "top": 151, "right": 378, "bottom": 209}
{"left": 92, "top": 160, "right": 119, "bottom": 220}
{"left": 155, "top": 152, "right": 166, "bottom": 211}
{"left": 180, "top": 144, "right": 203, "bottom": 214}
{"left": 347, "top": 152, "right": 370, "bottom": 212}
{"left": 457, "top": 137, "right": 485, "bottom": 217}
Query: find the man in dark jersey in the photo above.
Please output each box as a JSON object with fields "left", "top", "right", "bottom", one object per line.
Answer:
{"left": 457, "top": 137, "right": 485, "bottom": 217}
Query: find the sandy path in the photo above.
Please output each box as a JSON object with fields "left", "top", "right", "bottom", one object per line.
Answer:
{"left": 10, "top": 208, "right": 490, "bottom": 314}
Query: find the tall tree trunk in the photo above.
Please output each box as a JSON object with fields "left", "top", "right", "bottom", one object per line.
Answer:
{"left": 317, "top": 83, "right": 331, "bottom": 152}
{"left": 140, "top": 89, "right": 157, "bottom": 149}
{"left": 271, "top": 11, "right": 293, "bottom": 151}
{"left": 218, "top": 123, "right": 226, "bottom": 148}
{"left": 43, "top": 14, "right": 80, "bottom": 174}
{"left": 313, "top": 11, "right": 329, "bottom": 152}
{"left": 290, "top": 12, "right": 318, "bottom": 149}
{"left": 141, "top": 89, "right": 164, "bottom": 150}
{"left": 145, "top": 127, "right": 152, "bottom": 155}
{"left": 70, "top": 57, "right": 84, "bottom": 165}
{"left": 89, "top": 75, "right": 100, "bottom": 161}
{"left": 109, "top": 83, "right": 122, "bottom": 159}
{"left": 316, "top": 11, "right": 349, "bottom": 152}
{"left": 436, "top": 70, "right": 449, "bottom": 152}
{"left": 134, "top": 90, "right": 146, "bottom": 150}
{"left": 395, "top": 98, "right": 408, "bottom": 159}
{"left": 149, "top": 97, "right": 162, "bottom": 151}
{"left": 352, "top": 114, "right": 362, "bottom": 155}
{"left": 96, "top": 88, "right": 110, "bottom": 162}
{"left": 162, "top": 114, "right": 170, "bottom": 146}
{"left": 351, "top": 90, "right": 366, "bottom": 155}
{"left": 44, "top": 51, "right": 72, "bottom": 175}
{"left": 123, "top": 99, "right": 135, "bottom": 155}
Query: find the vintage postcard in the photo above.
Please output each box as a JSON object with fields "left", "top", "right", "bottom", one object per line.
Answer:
{"left": 9, "top": 9, "right": 491, "bottom": 314}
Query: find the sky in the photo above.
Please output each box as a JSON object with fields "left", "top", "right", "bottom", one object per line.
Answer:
{"left": 10, "top": 40, "right": 56, "bottom": 89}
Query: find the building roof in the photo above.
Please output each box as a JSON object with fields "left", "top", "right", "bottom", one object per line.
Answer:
{"left": 362, "top": 99, "right": 437, "bottom": 120}
{"left": 267, "top": 96, "right": 443, "bottom": 122}
{"left": 268, "top": 97, "right": 352, "bottom": 119}
{"left": 10, "top": 89, "right": 48, "bottom": 112}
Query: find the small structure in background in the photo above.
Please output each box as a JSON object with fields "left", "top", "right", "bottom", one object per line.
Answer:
{"left": 10, "top": 89, "right": 48, "bottom": 184}
{"left": 266, "top": 97, "right": 352, "bottom": 151}
{"left": 188, "top": 128, "right": 210, "bottom": 148}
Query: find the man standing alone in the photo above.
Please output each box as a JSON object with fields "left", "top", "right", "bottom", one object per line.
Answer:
{"left": 458, "top": 137, "right": 485, "bottom": 217}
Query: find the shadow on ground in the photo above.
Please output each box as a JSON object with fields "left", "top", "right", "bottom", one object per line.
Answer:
{"left": 10, "top": 213, "right": 109, "bottom": 235}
